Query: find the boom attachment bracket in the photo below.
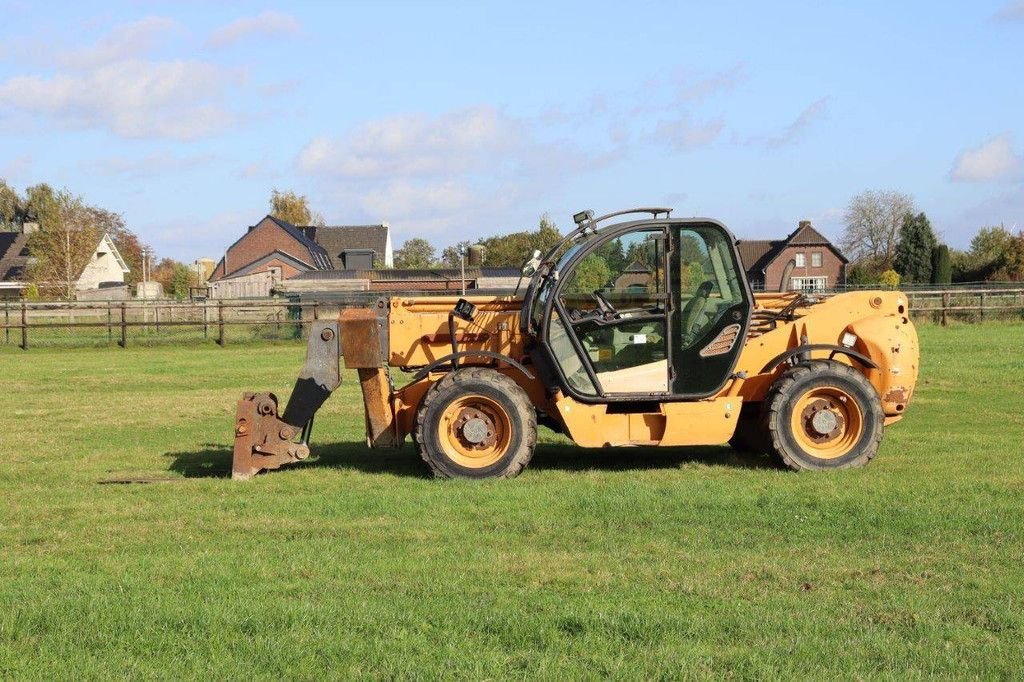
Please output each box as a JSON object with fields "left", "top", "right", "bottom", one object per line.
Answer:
{"left": 231, "top": 319, "right": 342, "bottom": 479}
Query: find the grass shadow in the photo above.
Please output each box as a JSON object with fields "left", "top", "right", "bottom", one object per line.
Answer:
{"left": 165, "top": 438, "right": 779, "bottom": 479}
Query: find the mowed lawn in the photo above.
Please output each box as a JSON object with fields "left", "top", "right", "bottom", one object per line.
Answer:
{"left": 1, "top": 324, "right": 1023, "bottom": 678}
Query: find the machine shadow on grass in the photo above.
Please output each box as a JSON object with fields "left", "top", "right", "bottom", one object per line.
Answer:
{"left": 165, "top": 438, "right": 778, "bottom": 479}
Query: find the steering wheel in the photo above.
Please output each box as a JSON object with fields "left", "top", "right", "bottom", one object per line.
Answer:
{"left": 680, "top": 281, "right": 713, "bottom": 342}
{"left": 592, "top": 290, "right": 618, "bottom": 319}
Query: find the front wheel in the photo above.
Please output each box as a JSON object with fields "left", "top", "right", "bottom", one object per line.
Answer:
{"left": 414, "top": 368, "right": 537, "bottom": 479}
{"left": 764, "top": 360, "right": 884, "bottom": 471}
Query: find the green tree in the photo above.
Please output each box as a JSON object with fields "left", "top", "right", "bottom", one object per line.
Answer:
{"left": 893, "top": 212, "right": 937, "bottom": 283}
{"left": 170, "top": 263, "right": 193, "bottom": 299}
{"left": 0, "top": 180, "right": 23, "bottom": 231}
{"left": 569, "top": 254, "right": 611, "bottom": 293}
{"left": 25, "top": 190, "right": 101, "bottom": 300}
{"left": 844, "top": 263, "right": 880, "bottom": 286}
{"left": 478, "top": 214, "right": 563, "bottom": 267}
{"left": 930, "top": 245, "right": 951, "bottom": 285}
{"left": 24, "top": 183, "right": 61, "bottom": 231}
{"left": 270, "top": 189, "right": 325, "bottom": 227}
{"left": 955, "top": 226, "right": 1019, "bottom": 281}
{"left": 394, "top": 238, "right": 438, "bottom": 269}
{"left": 441, "top": 240, "right": 472, "bottom": 267}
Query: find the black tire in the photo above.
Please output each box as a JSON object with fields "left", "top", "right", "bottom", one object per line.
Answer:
{"left": 414, "top": 368, "right": 537, "bottom": 479}
{"left": 763, "top": 360, "right": 884, "bottom": 471}
{"left": 728, "top": 402, "right": 770, "bottom": 454}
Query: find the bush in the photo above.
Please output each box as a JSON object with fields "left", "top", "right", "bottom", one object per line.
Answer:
{"left": 879, "top": 269, "right": 901, "bottom": 289}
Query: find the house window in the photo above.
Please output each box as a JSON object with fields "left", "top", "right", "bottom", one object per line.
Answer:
{"left": 794, "top": 253, "right": 806, "bottom": 267}
{"left": 811, "top": 252, "right": 822, "bottom": 267}
{"left": 791, "top": 276, "right": 827, "bottom": 291}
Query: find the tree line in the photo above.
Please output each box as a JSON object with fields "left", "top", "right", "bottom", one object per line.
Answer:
{"left": 392, "top": 214, "right": 564, "bottom": 270}
{"left": 840, "top": 189, "right": 1023, "bottom": 286}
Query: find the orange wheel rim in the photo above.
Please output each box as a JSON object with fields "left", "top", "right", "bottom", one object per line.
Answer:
{"left": 439, "top": 395, "right": 512, "bottom": 468}
{"left": 789, "top": 386, "right": 864, "bottom": 459}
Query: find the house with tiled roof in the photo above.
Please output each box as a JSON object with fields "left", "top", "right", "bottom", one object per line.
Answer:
{"left": 1, "top": 226, "right": 131, "bottom": 299}
{"left": 736, "top": 220, "right": 848, "bottom": 292}
{"left": 0, "top": 230, "right": 31, "bottom": 299}
{"left": 208, "top": 215, "right": 394, "bottom": 298}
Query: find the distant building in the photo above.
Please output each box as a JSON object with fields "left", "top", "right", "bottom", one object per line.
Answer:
{"left": 77, "top": 233, "right": 130, "bottom": 291}
{"left": 191, "top": 258, "right": 217, "bottom": 284}
{"left": 208, "top": 215, "right": 393, "bottom": 297}
{"left": 0, "top": 230, "right": 31, "bottom": 299}
{"left": 736, "top": 220, "right": 848, "bottom": 292}
{"left": 0, "top": 227, "right": 131, "bottom": 299}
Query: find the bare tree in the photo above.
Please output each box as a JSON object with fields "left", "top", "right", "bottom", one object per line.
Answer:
{"left": 841, "top": 190, "right": 916, "bottom": 270}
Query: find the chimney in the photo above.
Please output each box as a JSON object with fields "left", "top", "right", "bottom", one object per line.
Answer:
{"left": 798, "top": 220, "right": 812, "bottom": 230}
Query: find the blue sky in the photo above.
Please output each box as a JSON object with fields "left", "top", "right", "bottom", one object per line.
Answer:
{"left": 1, "top": 0, "right": 1022, "bottom": 261}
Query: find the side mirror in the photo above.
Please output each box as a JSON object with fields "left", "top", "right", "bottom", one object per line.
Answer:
{"left": 521, "top": 249, "right": 542, "bottom": 276}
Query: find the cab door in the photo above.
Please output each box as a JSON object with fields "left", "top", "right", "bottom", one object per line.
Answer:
{"left": 668, "top": 223, "right": 751, "bottom": 396}
{"left": 540, "top": 220, "right": 751, "bottom": 401}
{"left": 544, "top": 226, "right": 671, "bottom": 398}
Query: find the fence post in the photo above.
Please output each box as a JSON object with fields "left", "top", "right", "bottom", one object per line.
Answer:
{"left": 119, "top": 303, "right": 127, "bottom": 348}
{"left": 155, "top": 305, "right": 161, "bottom": 333}
{"left": 107, "top": 302, "right": 113, "bottom": 344}
{"left": 941, "top": 292, "right": 950, "bottom": 327}
{"left": 4, "top": 302, "right": 8, "bottom": 345}
{"left": 979, "top": 292, "right": 985, "bottom": 323}
{"left": 20, "top": 301, "right": 28, "bottom": 350}
{"left": 203, "top": 301, "right": 209, "bottom": 339}
{"left": 217, "top": 301, "right": 225, "bottom": 346}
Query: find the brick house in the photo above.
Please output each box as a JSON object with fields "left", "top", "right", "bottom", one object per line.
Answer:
{"left": 737, "top": 220, "right": 848, "bottom": 292}
{"left": 208, "top": 215, "right": 393, "bottom": 297}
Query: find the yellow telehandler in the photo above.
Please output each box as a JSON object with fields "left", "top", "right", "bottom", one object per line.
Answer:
{"left": 231, "top": 208, "right": 919, "bottom": 479}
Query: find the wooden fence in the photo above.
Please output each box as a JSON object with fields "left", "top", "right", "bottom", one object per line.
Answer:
{"left": 0, "top": 299, "right": 327, "bottom": 349}
{"left": 2, "top": 287, "right": 1023, "bottom": 349}
{"left": 902, "top": 288, "right": 1024, "bottom": 326}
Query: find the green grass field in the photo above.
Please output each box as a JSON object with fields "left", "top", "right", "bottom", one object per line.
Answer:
{"left": 2, "top": 323, "right": 1023, "bottom": 678}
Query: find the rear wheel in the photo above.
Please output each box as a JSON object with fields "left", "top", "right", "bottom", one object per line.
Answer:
{"left": 764, "top": 360, "right": 883, "bottom": 471}
{"left": 414, "top": 368, "right": 537, "bottom": 479}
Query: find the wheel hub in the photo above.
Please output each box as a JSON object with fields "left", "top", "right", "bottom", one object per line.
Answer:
{"left": 455, "top": 407, "right": 497, "bottom": 450}
{"left": 801, "top": 398, "right": 845, "bottom": 441}
{"left": 462, "top": 417, "right": 490, "bottom": 444}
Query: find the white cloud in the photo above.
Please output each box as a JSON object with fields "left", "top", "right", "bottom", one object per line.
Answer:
{"left": 994, "top": 0, "right": 1024, "bottom": 20}
{"left": 651, "top": 116, "right": 724, "bottom": 150}
{"left": 84, "top": 152, "right": 217, "bottom": 179}
{"left": 299, "top": 105, "right": 622, "bottom": 239}
{"left": 0, "top": 59, "right": 244, "bottom": 139}
{"left": 763, "top": 96, "right": 830, "bottom": 148}
{"left": 54, "top": 16, "right": 179, "bottom": 68}
{"left": 299, "top": 106, "right": 520, "bottom": 178}
{"left": 674, "top": 63, "right": 748, "bottom": 103}
{"left": 949, "top": 134, "right": 1021, "bottom": 182}
{"left": 207, "top": 11, "right": 301, "bottom": 49}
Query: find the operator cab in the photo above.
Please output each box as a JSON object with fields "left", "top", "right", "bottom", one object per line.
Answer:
{"left": 525, "top": 210, "right": 752, "bottom": 402}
